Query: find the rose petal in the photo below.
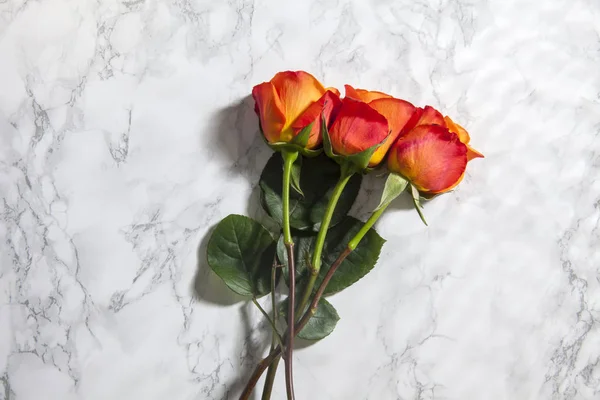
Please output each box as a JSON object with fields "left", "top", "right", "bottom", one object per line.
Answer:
{"left": 443, "top": 116, "right": 484, "bottom": 161}
{"left": 271, "top": 71, "right": 326, "bottom": 140}
{"left": 388, "top": 125, "right": 467, "bottom": 194}
{"left": 443, "top": 116, "right": 470, "bottom": 143}
{"left": 416, "top": 105, "right": 445, "bottom": 127}
{"left": 252, "top": 82, "right": 286, "bottom": 143}
{"left": 326, "top": 87, "right": 341, "bottom": 97}
{"left": 292, "top": 90, "right": 342, "bottom": 149}
{"left": 367, "top": 98, "right": 417, "bottom": 166}
{"left": 466, "top": 145, "right": 485, "bottom": 161}
{"left": 329, "top": 98, "right": 389, "bottom": 156}
{"left": 344, "top": 84, "right": 392, "bottom": 103}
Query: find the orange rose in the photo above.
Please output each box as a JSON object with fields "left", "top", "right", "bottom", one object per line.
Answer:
{"left": 411, "top": 105, "right": 484, "bottom": 161}
{"left": 252, "top": 71, "right": 340, "bottom": 149}
{"left": 327, "top": 97, "right": 389, "bottom": 160}
{"left": 344, "top": 85, "right": 418, "bottom": 167}
{"left": 387, "top": 106, "right": 483, "bottom": 195}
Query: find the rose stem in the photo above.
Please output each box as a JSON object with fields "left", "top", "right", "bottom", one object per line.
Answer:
{"left": 295, "top": 165, "right": 354, "bottom": 318}
{"left": 260, "top": 354, "right": 280, "bottom": 400}
{"left": 239, "top": 203, "right": 389, "bottom": 400}
{"left": 260, "top": 256, "right": 281, "bottom": 400}
{"left": 281, "top": 150, "right": 298, "bottom": 400}
{"left": 238, "top": 246, "right": 351, "bottom": 400}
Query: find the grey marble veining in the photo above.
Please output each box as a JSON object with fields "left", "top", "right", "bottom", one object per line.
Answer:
{"left": 1, "top": 0, "right": 599, "bottom": 399}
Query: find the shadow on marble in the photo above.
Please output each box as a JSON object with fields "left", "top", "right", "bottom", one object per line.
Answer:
{"left": 209, "top": 95, "right": 276, "bottom": 226}
{"left": 223, "top": 302, "right": 270, "bottom": 400}
{"left": 193, "top": 97, "right": 277, "bottom": 305}
{"left": 210, "top": 94, "right": 265, "bottom": 177}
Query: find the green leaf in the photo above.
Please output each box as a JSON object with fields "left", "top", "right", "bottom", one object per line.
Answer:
{"left": 290, "top": 154, "right": 303, "bottom": 196}
{"left": 259, "top": 153, "right": 362, "bottom": 231}
{"left": 410, "top": 184, "right": 428, "bottom": 226}
{"left": 206, "top": 214, "right": 275, "bottom": 297}
{"left": 279, "top": 297, "right": 339, "bottom": 340}
{"left": 277, "top": 216, "right": 385, "bottom": 295}
{"left": 375, "top": 173, "right": 409, "bottom": 210}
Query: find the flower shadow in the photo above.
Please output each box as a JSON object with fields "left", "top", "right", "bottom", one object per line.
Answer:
{"left": 209, "top": 95, "right": 275, "bottom": 225}
{"left": 194, "top": 95, "right": 276, "bottom": 306}
{"left": 210, "top": 95, "right": 272, "bottom": 181}
{"left": 194, "top": 97, "right": 276, "bottom": 398}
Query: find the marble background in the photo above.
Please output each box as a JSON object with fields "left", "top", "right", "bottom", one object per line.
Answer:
{"left": 1, "top": 0, "right": 599, "bottom": 399}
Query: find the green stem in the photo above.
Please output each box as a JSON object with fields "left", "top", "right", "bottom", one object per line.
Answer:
{"left": 261, "top": 355, "right": 281, "bottom": 400}
{"left": 281, "top": 150, "right": 298, "bottom": 400}
{"left": 284, "top": 243, "right": 296, "bottom": 400}
{"left": 281, "top": 151, "right": 298, "bottom": 245}
{"left": 347, "top": 202, "right": 389, "bottom": 250}
{"left": 296, "top": 166, "right": 354, "bottom": 316}
{"left": 270, "top": 258, "right": 278, "bottom": 344}
{"left": 296, "top": 202, "right": 389, "bottom": 334}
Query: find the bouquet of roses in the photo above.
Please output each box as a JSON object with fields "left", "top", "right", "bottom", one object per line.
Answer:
{"left": 205, "top": 71, "right": 483, "bottom": 399}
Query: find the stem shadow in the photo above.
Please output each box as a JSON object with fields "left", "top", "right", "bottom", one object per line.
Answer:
{"left": 223, "top": 302, "right": 270, "bottom": 400}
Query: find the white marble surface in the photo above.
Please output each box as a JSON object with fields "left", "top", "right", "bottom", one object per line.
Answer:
{"left": 1, "top": 0, "right": 600, "bottom": 399}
